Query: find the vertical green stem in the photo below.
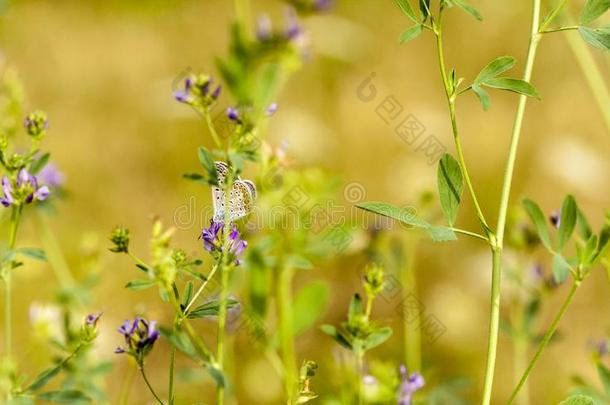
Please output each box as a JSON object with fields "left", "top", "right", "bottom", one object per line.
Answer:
{"left": 506, "top": 281, "right": 579, "bottom": 404}
{"left": 4, "top": 205, "right": 22, "bottom": 395}
{"left": 495, "top": 0, "right": 541, "bottom": 247}
{"left": 36, "top": 212, "right": 76, "bottom": 287}
{"left": 278, "top": 266, "right": 297, "bottom": 403}
{"left": 118, "top": 362, "right": 136, "bottom": 405}
{"left": 481, "top": 247, "right": 502, "bottom": 405}
{"left": 513, "top": 333, "right": 530, "bottom": 405}
{"left": 140, "top": 365, "right": 166, "bottom": 405}
{"left": 216, "top": 263, "right": 229, "bottom": 405}
{"left": 168, "top": 343, "right": 176, "bottom": 405}
{"left": 356, "top": 353, "right": 364, "bottom": 405}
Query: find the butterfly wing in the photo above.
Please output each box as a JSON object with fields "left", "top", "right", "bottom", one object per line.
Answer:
{"left": 212, "top": 161, "right": 230, "bottom": 221}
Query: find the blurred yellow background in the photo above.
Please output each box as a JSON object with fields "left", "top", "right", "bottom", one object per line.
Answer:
{"left": 1, "top": 0, "right": 609, "bottom": 403}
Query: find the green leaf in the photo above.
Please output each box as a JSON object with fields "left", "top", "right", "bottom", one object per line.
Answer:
{"left": 558, "top": 195, "right": 578, "bottom": 250}
{"left": 124, "top": 279, "right": 156, "bottom": 291}
{"left": 558, "top": 394, "right": 596, "bottom": 405}
{"left": 16, "top": 247, "right": 47, "bottom": 261}
{"left": 475, "top": 56, "right": 516, "bottom": 84}
{"left": 356, "top": 202, "right": 456, "bottom": 242}
{"left": 207, "top": 365, "right": 227, "bottom": 388}
{"left": 396, "top": 0, "right": 418, "bottom": 23}
{"left": 26, "top": 366, "right": 61, "bottom": 392}
{"left": 399, "top": 25, "right": 423, "bottom": 43}
{"left": 363, "top": 327, "right": 393, "bottom": 350}
{"left": 580, "top": 0, "right": 610, "bottom": 24}
{"left": 347, "top": 294, "right": 364, "bottom": 324}
{"left": 158, "top": 326, "right": 196, "bottom": 358}
{"left": 320, "top": 325, "right": 352, "bottom": 350}
{"left": 292, "top": 282, "right": 329, "bottom": 336}
{"left": 552, "top": 254, "right": 572, "bottom": 284}
{"left": 36, "top": 390, "right": 90, "bottom": 404}
{"left": 472, "top": 84, "right": 491, "bottom": 110}
{"left": 197, "top": 146, "right": 218, "bottom": 185}
{"left": 577, "top": 209, "right": 593, "bottom": 239}
{"left": 182, "top": 281, "right": 194, "bottom": 307}
{"left": 593, "top": 223, "right": 610, "bottom": 262}
{"left": 29, "top": 152, "right": 50, "bottom": 175}
{"left": 182, "top": 173, "right": 206, "bottom": 182}
{"left": 437, "top": 153, "right": 463, "bottom": 226}
{"left": 579, "top": 26, "right": 610, "bottom": 51}
{"left": 482, "top": 78, "right": 540, "bottom": 99}
{"left": 419, "top": 0, "right": 431, "bottom": 20}
{"left": 452, "top": 0, "right": 482, "bottom": 21}
{"left": 598, "top": 362, "right": 610, "bottom": 395}
{"left": 522, "top": 198, "right": 552, "bottom": 251}
{"left": 187, "top": 298, "right": 240, "bottom": 319}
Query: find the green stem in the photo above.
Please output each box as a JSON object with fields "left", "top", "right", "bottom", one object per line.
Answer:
{"left": 495, "top": 0, "right": 541, "bottom": 247}
{"left": 506, "top": 281, "right": 580, "bottom": 404}
{"left": 36, "top": 212, "right": 76, "bottom": 288}
{"left": 183, "top": 264, "right": 219, "bottom": 315}
{"left": 216, "top": 264, "right": 229, "bottom": 405}
{"left": 356, "top": 353, "right": 364, "bottom": 405}
{"left": 168, "top": 344, "right": 176, "bottom": 405}
{"left": 139, "top": 365, "right": 165, "bottom": 405}
{"left": 481, "top": 3, "right": 541, "bottom": 403}
{"left": 562, "top": 14, "right": 610, "bottom": 136}
{"left": 203, "top": 109, "right": 222, "bottom": 148}
{"left": 278, "top": 266, "right": 297, "bottom": 403}
{"left": 539, "top": 25, "right": 578, "bottom": 34}
{"left": 434, "top": 16, "right": 490, "bottom": 235}
{"left": 450, "top": 227, "right": 489, "bottom": 242}
{"left": 481, "top": 247, "right": 502, "bottom": 405}
{"left": 513, "top": 333, "right": 530, "bottom": 405}
{"left": 4, "top": 205, "right": 22, "bottom": 395}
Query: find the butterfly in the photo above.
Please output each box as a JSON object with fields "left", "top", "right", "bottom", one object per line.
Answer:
{"left": 212, "top": 161, "right": 257, "bottom": 222}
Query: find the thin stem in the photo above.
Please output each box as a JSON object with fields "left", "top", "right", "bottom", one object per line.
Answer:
{"left": 183, "top": 264, "right": 219, "bottom": 314}
{"left": 495, "top": 1, "right": 540, "bottom": 247}
{"left": 278, "top": 266, "right": 297, "bottom": 403}
{"left": 539, "top": 0, "right": 569, "bottom": 32}
{"left": 203, "top": 108, "right": 222, "bottom": 148}
{"left": 36, "top": 212, "right": 76, "bottom": 288}
{"left": 562, "top": 14, "right": 610, "bottom": 135}
{"left": 216, "top": 265, "right": 229, "bottom": 405}
{"left": 506, "top": 281, "right": 580, "bottom": 404}
{"left": 139, "top": 365, "right": 165, "bottom": 405}
{"left": 168, "top": 344, "right": 176, "bottom": 405}
{"left": 434, "top": 18, "right": 490, "bottom": 235}
{"left": 539, "top": 25, "right": 578, "bottom": 34}
{"left": 450, "top": 227, "right": 489, "bottom": 242}
{"left": 481, "top": 247, "right": 502, "bottom": 405}
{"left": 4, "top": 205, "right": 22, "bottom": 392}
{"left": 356, "top": 353, "right": 364, "bottom": 405}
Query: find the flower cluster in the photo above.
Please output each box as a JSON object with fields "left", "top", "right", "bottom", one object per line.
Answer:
{"left": 115, "top": 317, "right": 159, "bottom": 364}
{"left": 397, "top": 365, "right": 424, "bottom": 405}
{"left": 1, "top": 168, "right": 49, "bottom": 207}
{"left": 202, "top": 219, "right": 248, "bottom": 265}
{"left": 81, "top": 312, "right": 102, "bottom": 343}
{"left": 255, "top": 8, "right": 306, "bottom": 46}
{"left": 363, "top": 263, "right": 385, "bottom": 298}
{"left": 173, "top": 74, "right": 221, "bottom": 108}
{"left": 109, "top": 226, "right": 130, "bottom": 253}
{"left": 23, "top": 110, "right": 48, "bottom": 140}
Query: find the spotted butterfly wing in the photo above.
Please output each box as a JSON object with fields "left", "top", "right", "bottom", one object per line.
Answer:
{"left": 212, "top": 161, "right": 257, "bottom": 222}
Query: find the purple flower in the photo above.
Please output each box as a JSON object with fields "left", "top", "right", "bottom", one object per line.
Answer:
{"left": 266, "top": 102, "right": 278, "bottom": 117}
{"left": 115, "top": 317, "right": 159, "bottom": 363}
{"left": 256, "top": 14, "right": 273, "bottom": 41}
{"left": 85, "top": 312, "right": 102, "bottom": 327}
{"left": 174, "top": 74, "right": 221, "bottom": 107}
{"left": 397, "top": 365, "right": 424, "bottom": 405}
{"left": 0, "top": 169, "right": 50, "bottom": 208}
{"left": 285, "top": 8, "right": 302, "bottom": 40}
{"left": 38, "top": 163, "right": 65, "bottom": 188}
{"left": 201, "top": 219, "right": 248, "bottom": 265}
{"left": 226, "top": 106, "right": 241, "bottom": 122}
{"left": 313, "top": 0, "right": 333, "bottom": 11}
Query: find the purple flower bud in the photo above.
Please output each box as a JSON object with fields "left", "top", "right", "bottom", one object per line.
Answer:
{"left": 256, "top": 14, "right": 273, "bottom": 41}
{"left": 201, "top": 219, "right": 248, "bottom": 265}
{"left": 398, "top": 365, "right": 424, "bottom": 405}
{"left": 115, "top": 317, "right": 159, "bottom": 362}
{"left": 284, "top": 8, "right": 302, "bottom": 40}
{"left": 313, "top": 0, "right": 333, "bottom": 11}
{"left": 212, "top": 85, "right": 222, "bottom": 100}
{"left": 266, "top": 102, "right": 278, "bottom": 116}
{"left": 227, "top": 107, "right": 240, "bottom": 122}
{"left": 38, "top": 163, "right": 65, "bottom": 188}
{"left": 85, "top": 312, "right": 102, "bottom": 327}
{"left": 1, "top": 176, "right": 13, "bottom": 207}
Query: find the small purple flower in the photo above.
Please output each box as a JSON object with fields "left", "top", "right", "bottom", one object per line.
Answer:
{"left": 256, "top": 14, "right": 273, "bottom": 41}
{"left": 226, "top": 106, "right": 241, "bottom": 122}
{"left": 81, "top": 312, "right": 102, "bottom": 342}
{"left": 397, "top": 365, "right": 424, "bottom": 405}
{"left": 0, "top": 169, "right": 49, "bottom": 208}
{"left": 201, "top": 219, "right": 248, "bottom": 265}
{"left": 266, "top": 102, "right": 278, "bottom": 117}
{"left": 313, "top": 0, "right": 333, "bottom": 11}
{"left": 174, "top": 74, "right": 221, "bottom": 107}
{"left": 115, "top": 317, "right": 159, "bottom": 363}
{"left": 597, "top": 339, "right": 609, "bottom": 357}
{"left": 285, "top": 8, "right": 302, "bottom": 40}
{"left": 38, "top": 163, "right": 65, "bottom": 188}
{"left": 85, "top": 312, "right": 102, "bottom": 327}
